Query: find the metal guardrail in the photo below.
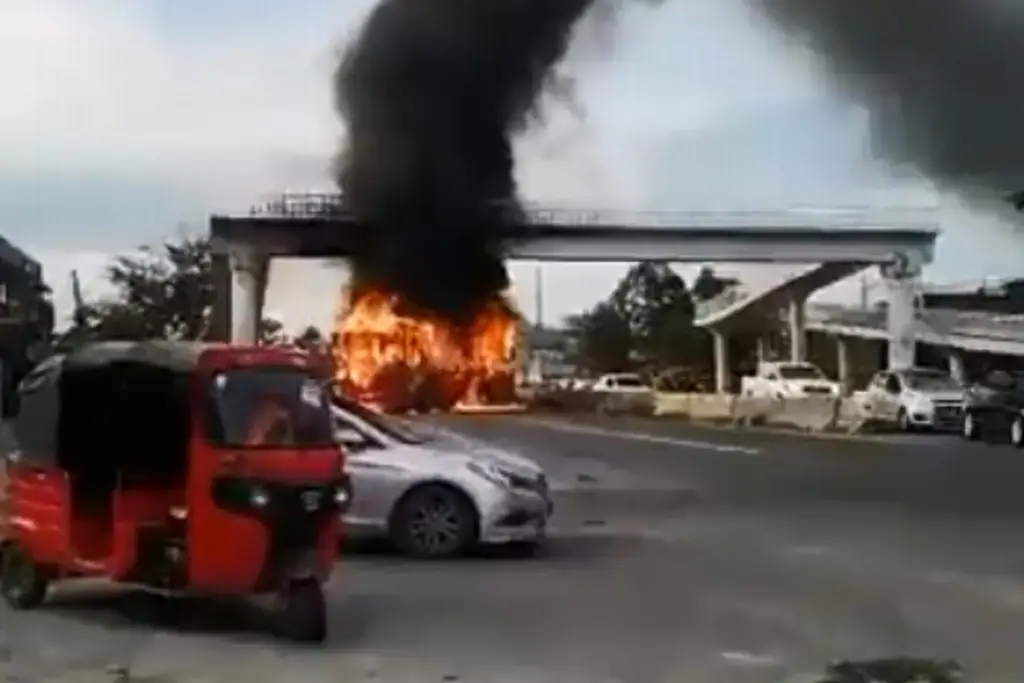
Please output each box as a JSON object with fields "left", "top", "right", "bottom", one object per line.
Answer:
{"left": 244, "top": 193, "right": 939, "bottom": 230}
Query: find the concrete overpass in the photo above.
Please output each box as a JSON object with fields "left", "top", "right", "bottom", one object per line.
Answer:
{"left": 208, "top": 193, "right": 938, "bottom": 358}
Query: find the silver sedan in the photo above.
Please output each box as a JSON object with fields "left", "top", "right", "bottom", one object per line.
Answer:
{"left": 331, "top": 397, "right": 553, "bottom": 558}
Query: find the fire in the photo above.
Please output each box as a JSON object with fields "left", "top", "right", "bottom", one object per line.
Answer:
{"left": 331, "top": 286, "right": 519, "bottom": 412}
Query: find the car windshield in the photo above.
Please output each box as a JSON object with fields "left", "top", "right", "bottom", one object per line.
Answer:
{"left": 903, "top": 370, "right": 959, "bottom": 390}
{"left": 778, "top": 365, "right": 824, "bottom": 379}
{"left": 613, "top": 375, "right": 645, "bottom": 387}
{"left": 332, "top": 395, "right": 428, "bottom": 444}
{"left": 205, "top": 366, "right": 334, "bottom": 448}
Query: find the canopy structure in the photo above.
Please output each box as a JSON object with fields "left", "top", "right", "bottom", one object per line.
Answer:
{"left": 10, "top": 341, "right": 206, "bottom": 467}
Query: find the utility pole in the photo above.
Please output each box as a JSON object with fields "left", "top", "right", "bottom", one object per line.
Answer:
{"left": 534, "top": 264, "right": 544, "bottom": 329}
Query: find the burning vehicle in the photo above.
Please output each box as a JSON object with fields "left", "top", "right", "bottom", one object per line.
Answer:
{"left": 332, "top": 286, "right": 520, "bottom": 413}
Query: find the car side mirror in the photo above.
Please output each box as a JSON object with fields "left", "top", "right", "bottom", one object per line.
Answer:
{"left": 334, "top": 427, "right": 367, "bottom": 450}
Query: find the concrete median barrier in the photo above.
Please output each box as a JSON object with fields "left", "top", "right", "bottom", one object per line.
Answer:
{"left": 653, "top": 392, "right": 870, "bottom": 434}
{"left": 762, "top": 396, "right": 840, "bottom": 432}
{"left": 653, "top": 392, "right": 735, "bottom": 422}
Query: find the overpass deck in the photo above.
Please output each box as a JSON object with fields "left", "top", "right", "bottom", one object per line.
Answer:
{"left": 210, "top": 194, "right": 939, "bottom": 344}
{"left": 211, "top": 194, "right": 938, "bottom": 263}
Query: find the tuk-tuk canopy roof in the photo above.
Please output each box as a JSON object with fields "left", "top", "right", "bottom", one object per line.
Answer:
{"left": 10, "top": 341, "right": 209, "bottom": 469}
{"left": 61, "top": 340, "right": 206, "bottom": 372}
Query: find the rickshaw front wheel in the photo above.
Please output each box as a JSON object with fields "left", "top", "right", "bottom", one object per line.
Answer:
{"left": 0, "top": 542, "right": 49, "bottom": 610}
{"left": 279, "top": 579, "right": 327, "bottom": 643}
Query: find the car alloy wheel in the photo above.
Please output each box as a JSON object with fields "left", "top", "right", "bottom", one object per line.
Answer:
{"left": 392, "top": 485, "right": 477, "bottom": 559}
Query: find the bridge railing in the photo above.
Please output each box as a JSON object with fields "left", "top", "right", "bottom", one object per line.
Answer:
{"left": 244, "top": 193, "right": 939, "bottom": 229}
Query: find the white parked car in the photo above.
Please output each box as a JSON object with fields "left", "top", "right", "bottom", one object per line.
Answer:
{"left": 860, "top": 367, "right": 965, "bottom": 432}
{"left": 590, "top": 373, "right": 651, "bottom": 394}
{"left": 740, "top": 361, "right": 840, "bottom": 399}
{"left": 331, "top": 397, "right": 552, "bottom": 558}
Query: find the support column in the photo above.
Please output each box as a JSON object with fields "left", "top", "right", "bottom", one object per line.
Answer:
{"left": 787, "top": 296, "right": 806, "bottom": 362}
{"left": 229, "top": 242, "right": 269, "bottom": 344}
{"left": 208, "top": 251, "right": 232, "bottom": 341}
{"left": 836, "top": 336, "right": 851, "bottom": 395}
{"left": 881, "top": 255, "right": 921, "bottom": 370}
{"left": 713, "top": 330, "right": 730, "bottom": 394}
{"left": 948, "top": 350, "right": 967, "bottom": 385}
{"left": 755, "top": 336, "right": 766, "bottom": 365}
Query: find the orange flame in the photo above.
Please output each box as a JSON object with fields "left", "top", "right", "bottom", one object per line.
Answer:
{"left": 331, "top": 286, "right": 519, "bottom": 412}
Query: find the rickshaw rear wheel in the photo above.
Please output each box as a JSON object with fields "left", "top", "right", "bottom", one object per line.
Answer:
{"left": 279, "top": 579, "right": 326, "bottom": 643}
{"left": 1, "top": 543, "right": 49, "bottom": 610}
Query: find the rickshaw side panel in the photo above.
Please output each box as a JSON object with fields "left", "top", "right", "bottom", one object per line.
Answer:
{"left": 107, "top": 486, "right": 183, "bottom": 579}
{"left": 5, "top": 353, "right": 72, "bottom": 565}
{"left": 4, "top": 464, "right": 70, "bottom": 566}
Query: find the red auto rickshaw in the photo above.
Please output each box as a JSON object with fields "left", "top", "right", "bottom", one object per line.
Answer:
{"left": 0, "top": 341, "right": 351, "bottom": 642}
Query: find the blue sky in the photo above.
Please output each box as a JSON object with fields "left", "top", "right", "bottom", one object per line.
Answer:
{"left": 4, "top": 0, "right": 1024, "bottom": 331}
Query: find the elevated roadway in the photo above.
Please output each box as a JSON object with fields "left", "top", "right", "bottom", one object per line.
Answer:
{"left": 208, "top": 194, "right": 938, "bottom": 345}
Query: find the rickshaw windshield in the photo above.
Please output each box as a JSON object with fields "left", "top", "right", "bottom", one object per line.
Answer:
{"left": 206, "top": 366, "right": 335, "bottom": 448}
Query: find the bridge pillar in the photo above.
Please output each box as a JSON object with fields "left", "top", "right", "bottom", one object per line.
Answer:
{"left": 208, "top": 251, "right": 232, "bottom": 341}
{"left": 713, "top": 331, "right": 730, "bottom": 394}
{"left": 836, "top": 336, "right": 851, "bottom": 394}
{"left": 948, "top": 350, "right": 966, "bottom": 385}
{"left": 229, "top": 243, "right": 269, "bottom": 344}
{"left": 881, "top": 256, "right": 921, "bottom": 370}
{"left": 787, "top": 296, "right": 806, "bottom": 362}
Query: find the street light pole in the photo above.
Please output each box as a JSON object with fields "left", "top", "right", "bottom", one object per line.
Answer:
{"left": 534, "top": 264, "right": 544, "bottom": 329}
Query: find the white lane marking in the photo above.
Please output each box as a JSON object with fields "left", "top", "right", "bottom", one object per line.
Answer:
{"left": 516, "top": 418, "right": 761, "bottom": 455}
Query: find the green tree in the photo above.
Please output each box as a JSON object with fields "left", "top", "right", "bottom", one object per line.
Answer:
{"left": 259, "top": 317, "right": 285, "bottom": 344}
{"left": 564, "top": 302, "right": 632, "bottom": 373}
{"left": 691, "top": 265, "right": 737, "bottom": 302}
{"left": 609, "top": 261, "right": 698, "bottom": 368}
{"left": 296, "top": 325, "right": 325, "bottom": 348}
{"left": 62, "top": 235, "right": 278, "bottom": 346}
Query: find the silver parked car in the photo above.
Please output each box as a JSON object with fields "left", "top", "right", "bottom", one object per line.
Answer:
{"left": 331, "top": 397, "right": 553, "bottom": 558}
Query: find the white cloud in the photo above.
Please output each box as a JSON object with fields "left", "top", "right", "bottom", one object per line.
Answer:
{"left": 0, "top": 0, "right": 364, "bottom": 204}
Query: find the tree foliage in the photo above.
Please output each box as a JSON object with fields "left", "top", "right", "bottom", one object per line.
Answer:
{"left": 564, "top": 262, "right": 736, "bottom": 375}
{"left": 691, "top": 265, "right": 737, "bottom": 302}
{"left": 60, "top": 236, "right": 283, "bottom": 347}
{"left": 564, "top": 302, "right": 633, "bottom": 373}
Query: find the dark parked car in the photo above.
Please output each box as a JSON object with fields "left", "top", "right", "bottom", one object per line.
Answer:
{"left": 962, "top": 370, "right": 1024, "bottom": 446}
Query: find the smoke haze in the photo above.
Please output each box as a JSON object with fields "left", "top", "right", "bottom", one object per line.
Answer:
{"left": 749, "top": 0, "right": 1024, "bottom": 211}
{"left": 333, "top": 0, "right": 661, "bottom": 322}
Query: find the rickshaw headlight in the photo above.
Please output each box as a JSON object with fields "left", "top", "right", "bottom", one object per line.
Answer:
{"left": 333, "top": 484, "right": 351, "bottom": 508}
{"left": 249, "top": 487, "right": 271, "bottom": 508}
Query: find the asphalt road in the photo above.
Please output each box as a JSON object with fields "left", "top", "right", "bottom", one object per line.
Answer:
{"left": 4, "top": 416, "right": 1024, "bottom": 682}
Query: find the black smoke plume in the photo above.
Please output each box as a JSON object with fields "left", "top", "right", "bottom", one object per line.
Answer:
{"left": 749, "top": 0, "right": 1024, "bottom": 210}
{"left": 334, "top": 0, "right": 659, "bottom": 322}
